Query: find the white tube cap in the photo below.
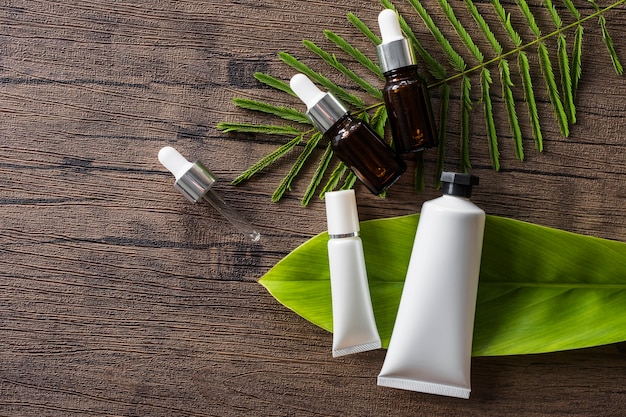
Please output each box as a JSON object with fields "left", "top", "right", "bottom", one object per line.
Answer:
{"left": 325, "top": 189, "right": 361, "bottom": 236}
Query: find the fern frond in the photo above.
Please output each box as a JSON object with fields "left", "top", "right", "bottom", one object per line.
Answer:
{"left": 544, "top": 0, "right": 576, "bottom": 125}
{"left": 516, "top": 0, "right": 541, "bottom": 37}
{"left": 371, "top": 105, "right": 388, "bottom": 141}
{"left": 340, "top": 172, "right": 358, "bottom": 190}
{"left": 406, "top": 0, "right": 467, "bottom": 73}
{"left": 481, "top": 68, "right": 500, "bottom": 171}
{"left": 435, "top": 82, "right": 450, "bottom": 187}
{"left": 347, "top": 12, "right": 380, "bottom": 45}
{"left": 599, "top": 15, "right": 624, "bottom": 75}
{"left": 217, "top": 122, "right": 304, "bottom": 136}
{"left": 465, "top": 0, "right": 503, "bottom": 55}
{"left": 492, "top": 0, "right": 522, "bottom": 47}
{"left": 518, "top": 52, "right": 543, "bottom": 151}
{"left": 271, "top": 132, "right": 323, "bottom": 203}
{"left": 302, "top": 143, "right": 333, "bottom": 206}
{"left": 460, "top": 76, "right": 472, "bottom": 172}
{"left": 544, "top": 0, "right": 563, "bottom": 29}
{"left": 278, "top": 51, "right": 365, "bottom": 109}
{"left": 557, "top": 35, "right": 576, "bottom": 124}
{"left": 232, "top": 98, "right": 309, "bottom": 124}
{"left": 253, "top": 72, "right": 293, "bottom": 96}
{"left": 232, "top": 134, "right": 304, "bottom": 185}
{"left": 379, "top": 0, "right": 447, "bottom": 80}
{"left": 562, "top": 0, "right": 581, "bottom": 19}
{"left": 321, "top": 162, "right": 348, "bottom": 197}
{"left": 499, "top": 59, "right": 524, "bottom": 161}
{"left": 537, "top": 43, "right": 570, "bottom": 137}
{"left": 570, "top": 25, "right": 584, "bottom": 96}
{"left": 438, "top": 0, "right": 484, "bottom": 63}
{"left": 303, "top": 40, "right": 383, "bottom": 100}
{"left": 324, "top": 30, "right": 384, "bottom": 79}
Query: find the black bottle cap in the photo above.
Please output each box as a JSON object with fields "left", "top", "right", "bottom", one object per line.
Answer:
{"left": 440, "top": 172, "right": 479, "bottom": 198}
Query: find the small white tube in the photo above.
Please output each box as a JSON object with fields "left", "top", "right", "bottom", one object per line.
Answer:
{"left": 378, "top": 173, "right": 485, "bottom": 399}
{"left": 325, "top": 190, "right": 381, "bottom": 357}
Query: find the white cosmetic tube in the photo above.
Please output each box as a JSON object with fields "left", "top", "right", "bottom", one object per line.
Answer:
{"left": 325, "top": 190, "right": 381, "bottom": 357}
{"left": 378, "top": 173, "right": 485, "bottom": 398}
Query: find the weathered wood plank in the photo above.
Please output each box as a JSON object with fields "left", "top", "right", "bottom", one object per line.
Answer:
{"left": 1, "top": 0, "right": 625, "bottom": 415}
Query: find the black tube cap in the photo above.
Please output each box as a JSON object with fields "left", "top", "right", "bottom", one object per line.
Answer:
{"left": 441, "top": 172, "right": 479, "bottom": 198}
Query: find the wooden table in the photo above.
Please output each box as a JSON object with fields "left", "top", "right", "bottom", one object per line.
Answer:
{"left": 2, "top": 1, "right": 625, "bottom": 415}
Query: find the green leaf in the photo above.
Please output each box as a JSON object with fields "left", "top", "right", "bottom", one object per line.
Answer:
{"left": 260, "top": 214, "right": 626, "bottom": 356}
{"left": 303, "top": 39, "right": 383, "bottom": 100}
{"left": 347, "top": 12, "right": 380, "bottom": 45}
{"left": 518, "top": 52, "right": 543, "bottom": 151}
{"left": 324, "top": 29, "right": 384, "bottom": 80}
{"left": 599, "top": 15, "right": 624, "bottom": 75}
{"left": 320, "top": 162, "right": 348, "bottom": 197}
{"left": 537, "top": 42, "right": 570, "bottom": 137}
{"left": 253, "top": 72, "right": 294, "bottom": 96}
{"left": 232, "top": 98, "right": 309, "bottom": 124}
{"left": 271, "top": 132, "right": 323, "bottom": 202}
{"left": 217, "top": 122, "right": 303, "bottom": 136}
{"left": 499, "top": 59, "right": 524, "bottom": 161}
{"left": 480, "top": 68, "right": 500, "bottom": 171}
{"left": 570, "top": 25, "right": 584, "bottom": 96}
{"left": 301, "top": 143, "right": 333, "bottom": 207}
{"left": 557, "top": 35, "right": 577, "bottom": 124}
{"left": 278, "top": 51, "right": 366, "bottom": 109}
{"left": 406, "top": 0, "right": 466, "bottom": 73}
{"left": 232, "top": 134, "right": 304, "bottom": 185}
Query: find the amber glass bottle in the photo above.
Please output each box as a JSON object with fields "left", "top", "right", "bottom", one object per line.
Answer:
{"left": 290, "top": 73, "right": 406, "bottom": 195}
{"left": 382, "top": 65, "right": 438, "bottom": 154}
{"left": 327, "top": 114, "right": 406, "bottom": 194}
{"left": 377, "top": 9, "right": 437, "bottom": 154}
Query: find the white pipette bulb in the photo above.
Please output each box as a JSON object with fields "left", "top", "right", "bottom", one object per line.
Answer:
{"left": 158, "top": 146, "right": 194, "bottom": 181}
{"left": 290, "top": 73, "right": 326, "bottom": 110}
{"left": 378, "top": 9, "right": 404, "bottom": 44}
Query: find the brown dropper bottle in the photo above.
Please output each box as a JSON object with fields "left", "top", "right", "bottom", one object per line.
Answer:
{"left": 377, "top": 9, "right": 437, "bottom": 155}
{"left": 290, "top": 73, "right": 406, "bottom": 195}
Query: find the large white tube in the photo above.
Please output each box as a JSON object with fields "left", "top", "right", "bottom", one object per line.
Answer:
{"left": 378, "top": 172, "right": 485, "bottom": 398}
{"left": 325, "top": 190, "right": 381, "bottom": 357}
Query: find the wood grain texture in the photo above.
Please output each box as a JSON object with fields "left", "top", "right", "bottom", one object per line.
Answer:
{"left": 1, "top": 0, "right": 625, "bottom": 415}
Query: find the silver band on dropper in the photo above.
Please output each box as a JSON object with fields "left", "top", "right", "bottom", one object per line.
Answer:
{"left": 306, "top": 93, "right": 348, "bottom": 133}
{"left": 174, "top": 162, "right": 216, "bottom": 203}
{"left": 376, "top": 38, "right": 415, "bottom": 73}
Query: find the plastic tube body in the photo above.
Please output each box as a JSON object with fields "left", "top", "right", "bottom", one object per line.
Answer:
{"left": 325, "top": 190, "right": 381, "bottom": 357}
{"left": 378, "top": 194, "right": 485, "bottom": 398}
{"left": 328, "top": 234, "right": 381, "bottom": 357}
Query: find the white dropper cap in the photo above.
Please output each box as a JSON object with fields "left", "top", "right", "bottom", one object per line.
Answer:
{"left": 158, "top": 146, "right": 194, "bottom": 181}
{"left": 290, "top": 73, "right": 348, "bottom": 133}
{"left": 376, "top": 9, "right": 415, "bottom": 73}
{"left": 290, "top": 74, "right": 326, "bottom": 111}
{"left": 379, "top": 9, "right": 404, "bottom": 43}
{"left": 325, "top": 189, "right": 361, "bottom": 237}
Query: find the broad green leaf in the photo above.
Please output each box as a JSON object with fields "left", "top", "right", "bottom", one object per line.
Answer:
{"left": 260, "top": 214, "right": 626, "bottom": 356}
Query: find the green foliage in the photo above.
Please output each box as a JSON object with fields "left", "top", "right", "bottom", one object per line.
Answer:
{"left": 259, "top": 214, "right": 626, "bottom": 356}
{"left": 219, "top": 0, "right": 625, "bottom": 204}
